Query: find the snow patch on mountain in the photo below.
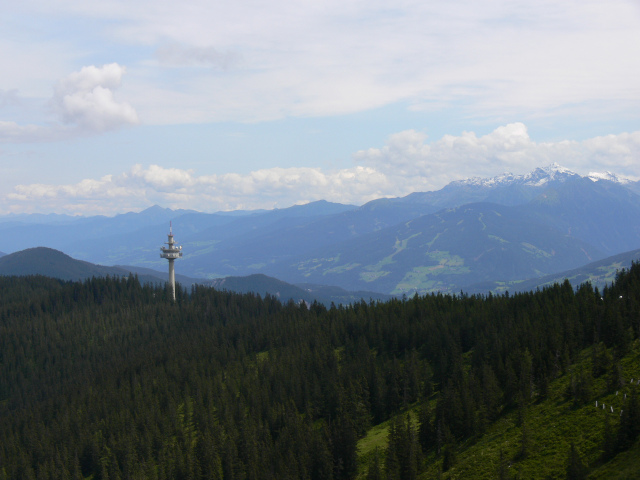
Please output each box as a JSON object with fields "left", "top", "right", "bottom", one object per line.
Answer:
{"left": 452, "top": 172, "right": 519, "bottom": 188}
{"left": 454, "top": 163, "right": 581, "bottom": 188}
{"left": 453, "top": 163, "right": 639, "bottom": 191}
{"left": 587, "top": 171, "right": 632, "bottom": 184}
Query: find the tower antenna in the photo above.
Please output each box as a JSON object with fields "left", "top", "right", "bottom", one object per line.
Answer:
{"left": 160, "top": 222, "right": 183, "bottom": 301}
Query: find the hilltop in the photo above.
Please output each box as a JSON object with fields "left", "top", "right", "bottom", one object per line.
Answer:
{"left": 0, "top": 247, "right": 135, "bottom": 282}
{"left": 0, "top": 247, "right": 193, "bottom": 285}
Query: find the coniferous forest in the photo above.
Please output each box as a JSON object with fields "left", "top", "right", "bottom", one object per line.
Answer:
{"left": 1, "top": 265, "right": 640, "bottom": 479}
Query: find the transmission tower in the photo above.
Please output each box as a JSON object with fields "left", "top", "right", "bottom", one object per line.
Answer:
{"left": 160, "top": 222, "right": 183, "bottom": 301}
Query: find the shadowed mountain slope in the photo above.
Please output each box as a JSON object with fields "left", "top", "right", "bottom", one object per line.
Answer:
{"left": 0, "top": 247, "right": 136, "bottom": 282}
{"left": 465, "top": 247, "right": 640, "bottom": 295}
{"left": 523, "top": 176, "right": 640, "bottom": 254}
{"left": 264, "top": 202, "right": 605, "bottom": 294}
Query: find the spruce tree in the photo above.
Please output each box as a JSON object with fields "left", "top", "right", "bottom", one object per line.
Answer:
{"left": 565, "top": 442, "right": 588, "bottom": 480}
{"left": 617, "top": 390, "right": 640, "bottom": 451}
{"left": 418, "top": 405, "right": 435, "bottom": 453}
{"left": 366, "top": 448, "right": 382, "bottom": 480}
{"left": 600, "top": 414, "right": 616, "bottom": 461}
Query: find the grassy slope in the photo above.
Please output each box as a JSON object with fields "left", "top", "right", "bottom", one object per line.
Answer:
{"left": 356, "top": 341, "right": 640, "bottom": 479}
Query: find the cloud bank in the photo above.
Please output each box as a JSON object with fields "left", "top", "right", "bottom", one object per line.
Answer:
{"left": 4, "top": 0, "right": 640, "bottom": 125}
{"left": 3, "top": 123, "right": 639, "bottom": 215}
{"left": 0, "top": 64, "right": 138, "bottom": 142}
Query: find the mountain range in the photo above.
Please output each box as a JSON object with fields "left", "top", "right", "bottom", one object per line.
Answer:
{"left": 2, "top": 163, "right": 639, "bottom": 295}
{"left": 4, "top": 245, "right": 638, "bottom": 305}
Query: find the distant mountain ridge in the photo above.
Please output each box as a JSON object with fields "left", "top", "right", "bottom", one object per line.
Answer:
{"left": 0, "top": 247, "right": 214, "bottom": 288}
{"left": 0, "top": 247, "right": 201, "bottom": 286}
{"left": 2, "top": 164, "right": 639, "bottom": 295}
{"left": 455, "top": 163, "right": 579, "bottom": 188}
{"left": 0, "top": 247, "right": 138, "bottom": 282}
{"left": 388, "top": 163, "right": 639, "bottom": 209}
{"left": 456, "top": 162, "right": 637, "bottom": 189}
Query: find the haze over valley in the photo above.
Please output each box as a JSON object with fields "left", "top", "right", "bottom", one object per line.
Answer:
{"left": 1, "top": 162, "right": 639, "bottom": 307}
{"left": 2, "top": 163, "right": 640, "bottom": 297}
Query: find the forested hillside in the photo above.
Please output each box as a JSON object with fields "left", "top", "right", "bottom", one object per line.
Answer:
{"left": 1, "top": 265, "right": 639, "bottom": 479}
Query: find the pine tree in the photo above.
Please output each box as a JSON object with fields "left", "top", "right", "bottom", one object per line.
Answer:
{"left": 600, "top": 414, "right": 616, "bottom": 461}
{"left": 400, "top": 415, "right": 419, "bottom": 480}
{"left": 617, "top": 390, "right": 640, "bottom": 451}
{"left": 565, "top": 442, "right": 588, "bottom": 480}
{"left": 366, "top": 448, "right": 382, "bottom": 480}
{"left": 517, "top": 418, "right": 530, "bottom": 460}
{"left": 591, "top": 342, "right": 611, "bottom": 378}
{"left": 441, "top": 444, "right": 456, "bottom": 473}
{"left": 519, "top": 349, "right": 533, "bottom": 403}
{"left": 481, "top": 363, "right": 502, "bottom": 422}
{"left": 385, "top": 417, "right": 401, "bottom": 480}
{"left": 497, "top": 448, "right": 508, "bottom": 480}
{"left": 606, "top": 363, "right": 623, "bottom": 393}
{"left": 309, "top": 427, "right": 333, "bottom": 480}
{"left": 330, "top": 415, "right": 357, "bottom": 480}
{"left": 418, "top": 405, "right": 435, "bottom": 453}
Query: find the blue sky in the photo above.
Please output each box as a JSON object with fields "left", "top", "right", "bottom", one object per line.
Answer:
{"left": 1, "top": 0, "right": 640, "bottom": 215}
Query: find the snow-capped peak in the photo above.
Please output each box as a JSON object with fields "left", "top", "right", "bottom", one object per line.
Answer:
{"left": 453, "top": 172, "right": 520, "bottom": 187}
{"left": 540, "top": 162, "right": 574, "bottom": 175}
{"left": 520, "top": 163, "right": 579, "bottom": 187}
{"left": 587, "top": 171, "right": 632, "bottom": 185}
{"left": 455, "top": 163, "right": 579, "bottom": 188}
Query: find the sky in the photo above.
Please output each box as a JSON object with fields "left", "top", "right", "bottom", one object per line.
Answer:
{"left": 1, "top": 0, "right": 640, "bottom": 215}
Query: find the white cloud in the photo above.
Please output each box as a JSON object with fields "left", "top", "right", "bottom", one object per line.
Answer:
{"left": 3, "top": 123, "right": 639, "bottom": 215}
{"left": 355, "top": 123, "right": 640, "bottom": 192}
{"left": 53, "top": 64, "right": 138, "bottom": 131}
{"left": 128, "top": 164, "right": 195, "bottom": 190}
{"left": 4, "top": 0, "right": 640, "bottom": 125}
{"left": 581, "top": 132, "right": 640, "bottom": 170}
{"left": 0, "top": 64, "right": 138, "bottom": 142}
{"left": 3, "top": 162, "right": 391, "bottom": 215}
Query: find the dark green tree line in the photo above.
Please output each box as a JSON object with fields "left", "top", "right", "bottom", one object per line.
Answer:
{"left": 0, "top": 262, "right": 638, "bottom": 478}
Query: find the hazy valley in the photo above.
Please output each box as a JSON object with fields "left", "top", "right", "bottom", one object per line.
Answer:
{"left": 2, "top": 164, "right": 640, "bottom": 298}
